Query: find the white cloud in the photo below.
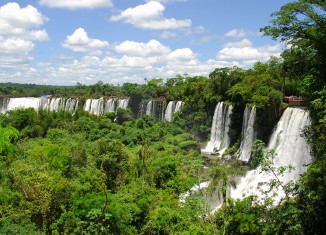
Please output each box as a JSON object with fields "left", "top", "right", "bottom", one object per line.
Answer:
{"left": 160, "top": 31, "right": 177, "bottom": 38}
{"left": 0, "top": 2, "right": 48, "bottom": 40}
{"left": 224, "top": 38, "right": 252, "bottom": 48}
{"left": 225, "top": 29, "right": 246, "bottom": 38}
{"left": 217, "top": 44, "right": 282, "bottom": 62}
{"left": 110, "top": 1, "right": 191, "bottom": 30}
{"left": 167, "top": 48, "right": 197, "bottom": 61}
{"left": 115, "top": 39, "right": 170, "bottom": 57}
{"left": 62, "top": 28, "right": 109, "bottom": 53}
{"left": 0, "top": 2, "right": 48, "bottom": 71}
{"left": 39, "top": 0, "right": 113, "bottom": 10}
{"left": 145, "top": 0, "right": 187, "bottom": 3}
{"left": 0, "top": 38, "right": 34, "bottom": 53}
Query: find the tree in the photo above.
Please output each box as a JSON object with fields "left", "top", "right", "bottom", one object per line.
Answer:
{"left": 261, "top": 0, "right": 326, "bottom": 92}
{"left": 0, "top": 127, "right": 19, "bottom": 157}
{"left": 207, "top": 161, "right": 247, "bottom": 234}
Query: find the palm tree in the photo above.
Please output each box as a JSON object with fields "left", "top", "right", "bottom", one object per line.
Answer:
{"left": 207, "top": 160, "right": 247, "bottom": 234}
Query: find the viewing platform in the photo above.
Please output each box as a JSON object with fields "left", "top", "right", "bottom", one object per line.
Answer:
{"left": 284, "top": 96, "right": 306, "bottom": 107}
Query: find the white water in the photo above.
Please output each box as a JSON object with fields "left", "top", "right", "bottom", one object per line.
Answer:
{"left": 0, "top": 97, "right": 80, "bottom": 114}
{"left": 174, "top": 101, "right": 183, "bottom": 113}
{"left": 164, "top": 101, "right": 175, "bottom": 121}
{"left": 164, "top": 101, "right": 183, "bottom": 121}
{"left": 145, "top": 100, "right": 154, "bottom": 116}
{"left": 105, "top": 98, "right": 115, "bottom": 112}
{"left": 0, "top": 96, "right": 129, "bottom": 116}
{"left": 84, "top": 98, "right": 104, "bottom": 116}
{"left": 117, "top": 98, "right": 129, "bottom": 109}
{"left": 238, "top": 106, "right": 257, "bottom": 162}
{"left": 231, "top": 107, "right": 312, "bottom": 204}
{"left": 202, "top": 102, "right": 233, "bottom": 155}
{"left": 84, "top": 97, "right": 129, "bottom": 115}
{"left": 3, "top": 97, "right": 46, "bottom": 112}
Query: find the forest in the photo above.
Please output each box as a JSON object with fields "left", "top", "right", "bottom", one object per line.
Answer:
{"left": 0, "top": 0, "right": 325, "bottom": 234}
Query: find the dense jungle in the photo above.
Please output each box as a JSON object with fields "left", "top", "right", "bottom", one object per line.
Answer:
{"left": 0, "top": 0, "right": 325, "bottom": 234}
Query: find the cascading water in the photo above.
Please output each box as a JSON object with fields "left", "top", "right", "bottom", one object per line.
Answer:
{"left": 0, "top": 96, "right": 126, "bottom": 115}
{"left": 84, "top": 97, "right": 129, "bottom": 115}
{"left": 230, "top": 107, "right": 312, "bottom": 204}
{"left": 174, "top": 101, "right": 183, "bottom": 113}
{"left": 105, "top": 98, "right": 115, "bottom": 112}
{"left": 84, "top": 98, "right": 104, "bottom": 116}
{"left": 238, "top": 105, "right": 257, "bottom": 162}
{"left": 64, "top": 98, "right": 79, "bottom": 112}
{"left": 164, "top": 101, "right": 183, "bottom": 121}
{"left": 146, "top": 100, "right": 154, "bottom": 116}
{"left": 1, "top": 97, "right": 46, "bottom": 113}
{"left": 117, "top": 98, "right": 129, "bottom": 109}
{"left": 0, "top": 98, "right": 9, "bottom": 113}
{"left": 201, "top": 102, "right": 233, "bottom": 155}
{"left": 164, "top": 101, "right": 176, "bottom": 121}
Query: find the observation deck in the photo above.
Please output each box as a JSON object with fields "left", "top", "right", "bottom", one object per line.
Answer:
{"left": 284, "top": 96, "right": 306, "bottom": 107}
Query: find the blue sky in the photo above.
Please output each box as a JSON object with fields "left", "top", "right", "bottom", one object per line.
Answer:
{"left": 0, "top": 0, "right": 293, "bottom": 85}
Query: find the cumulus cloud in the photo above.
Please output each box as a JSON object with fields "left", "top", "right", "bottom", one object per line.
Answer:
{"left": 115, "top": 39, "right": 170, "bottom": 57}
{"left": 145, "top": 0, "right": 187, "bottom": 2}
{"left": 0, "top": 2, "right": 48, "bottom": 71}
{"left": 110, "top": 1, "right": 191, "bottom": 30}
{"left": 0, "top": 38, "right": 34, "bottom": 53}
{"left": 217, "top": 44, "right": 282, "bottom": 62}
{"left": 0, "top": 2, "right": 48, "bottom": 40}
{"left": 160, "top": 31, "right": 177, "bottom": 38}
{"left": 224, "top": 38, "right": 252, "bottom": 48}
{"left": 225, "top": 29, "right": 246, "bottom": 38}
{"left": 167, "top": 48, "right": 197, "bottom": 61}
{"left": 62, "top": 28, "right": 109, "bottom": 53}
{"left": 39, "top": 0, "right": 113, "bottom": 10}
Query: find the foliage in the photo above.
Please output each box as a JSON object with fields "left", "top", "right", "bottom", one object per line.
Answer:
{"left": 0, "top": 1, "right": 325, "bottom": 232}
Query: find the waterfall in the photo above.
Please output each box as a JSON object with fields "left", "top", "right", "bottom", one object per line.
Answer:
{"left": 105, "top": 98, "right": 115, "bottom": 112}
{"left": 0, "top": 98, "right": 9, "bottom": 113}
{"left": 84, "top": 97, "right": 129, "bottom": 115}
{"left": 202, "top": 102, "right": 233, "bottom": 155}
{"left": 0, "top": 97, "right": 128, "bottom": 115}
{"left": 174, "top": 101, "right": 183, "bottom": 113}
{"left": 84, "top": 98, "right": 104, "bottom": 115}
{"left": 146, "top": 100, "right": 154, "bottom": 116}
{"left": 238, "top": 105, "right": 256, "bottom": 162}
{"left": 117, "top": 98, "right": 129, "bottom": 109}
{"left": 2, "top": 97, "right": 44, "bottom": 112}
{"left": 164, "top": 101, "right": 176, "bottom": 121}
{"left": 48, "top": 98, "right": 63, "bottom": 111}
{"left": 92, "top": 98, "right": 104, "bottom": 116}
{"left": 64, "top": 98, "right": 79, "bottom": 112}
{"left": 164, "top": 101, "right": 183, "bottom": 122}
{"left": 230, "top": 107, "right": 312, "bottom": 204}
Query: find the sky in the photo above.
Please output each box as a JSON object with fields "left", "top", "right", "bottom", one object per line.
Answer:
{"left": 0, "top": 0, "right": 293, "bottom": 86}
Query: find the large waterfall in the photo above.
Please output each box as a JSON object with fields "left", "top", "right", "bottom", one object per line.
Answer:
{"left": 0, "top": 97, "right": 79, "bottom": 113}
{"left": 230, "top": 107, "right": 312, "bottom": 203}
{"left": 0, "top": 97, "right": 129, "bottom": 115}
{"left": 202, "top": 102, "right": 233, "bottom": 155}
{"left": 47, "top": 98, "right": 79, "bottom": 112}
{"left": 164, "top": 101, "right": 183, "bottom": 121}
{"left": 237, "top": 105, "right": 257, "bottom": 162}
{"left": 117, "top": 98, "right": 129, "bottom": 109}
{"left": 83, "top": 97, "right": 129, "bottom": 115}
